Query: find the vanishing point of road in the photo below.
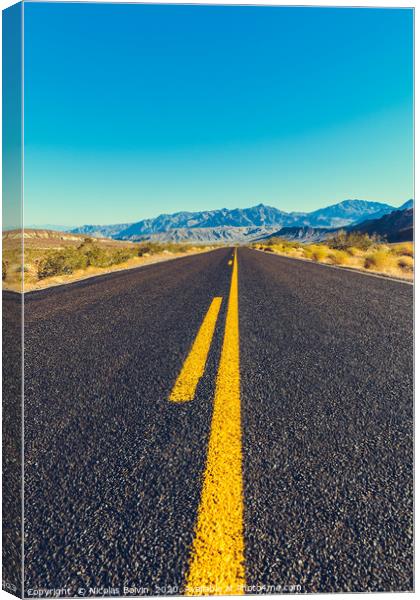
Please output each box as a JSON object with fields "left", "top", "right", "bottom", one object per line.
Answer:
{"left": 18, "top": 247, "right": 412, "bottom": 594}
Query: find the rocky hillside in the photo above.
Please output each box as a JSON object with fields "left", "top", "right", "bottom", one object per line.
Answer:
{"left": 3, "top": 229, "right": 86, "bottom": 242}
{"left": 145, "top": 226, "right": 279, "bottom": 244}
{"left": 260, "top": 226, "right": 335, "bottom": 243}
{"left": 349, "top": 208, "right": 413, "bottom": 243}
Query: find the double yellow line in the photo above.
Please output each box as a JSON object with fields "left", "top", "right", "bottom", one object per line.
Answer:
{"left": 169, "top": 250, "right": 245, "bottom": 595}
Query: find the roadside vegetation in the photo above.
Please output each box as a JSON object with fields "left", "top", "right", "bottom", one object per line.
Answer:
{"left": 2, "top": 231, "right": 214, "bottom": 291}
{"left": 252, "top": 232, "right": 414, "bottom": 280}
{"left": 36, "top": 238, "right": 196, "bottom": 279}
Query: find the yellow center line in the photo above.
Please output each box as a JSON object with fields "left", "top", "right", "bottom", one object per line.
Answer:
{"left": 185, "top": 249, "right": 245, "bottom": 596}
{"left": 169, "top": 297, "right": 223, "bottom": 403}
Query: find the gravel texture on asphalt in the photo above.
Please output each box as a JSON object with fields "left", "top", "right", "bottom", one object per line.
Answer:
{"left": 2, "top": 291, "right": 23, "bottom": 595}
{"left": 239, "top": 248, "right": 413, "bottom": 593}
{"left": 16, "top": 247, "right": 413, "bottom": 595}
{"left": 23, "top": 249, "right": 231, "bottom": 595}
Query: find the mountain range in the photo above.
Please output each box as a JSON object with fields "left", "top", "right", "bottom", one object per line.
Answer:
{"left": 266, "top": 204, "right": 413, "bottom": 244}
{"left": 70, "top": 199, "right": 413, "bottom": 244}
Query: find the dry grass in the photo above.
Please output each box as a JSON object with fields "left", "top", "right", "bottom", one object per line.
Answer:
{"left": 364, "top": 249, "right": 393, "bottom": 271}
{"left": 310, "top": 245, "right": 329, "bottom": 262}
{"left": 346, "top": 246, "right": 362, "bottom": 257}
{"left": 397, "top": 255, "right": 414, "bottom": 272}
{"left": 252, "top": 238, "right": 414, "bottom": 281}
{"left": 391, "top": 242, "right": 414, "bottom": 258}
{"left": 327, "top": 249, "right": 351, "bottom": 265}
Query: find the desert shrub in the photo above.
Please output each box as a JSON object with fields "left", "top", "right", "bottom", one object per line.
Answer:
{"left": 83, "top": 245, "right": 114, "bottom": 268}
{"left": 137, "top": 242, "right": 166, "bottom": 256}
{"left": 302, "top": 246, "right": 315, "bottom": 259}
{"left": 34, "top": 238, "right": 194, "bottom": 282}
{"left": 262, "top": 238, "right": 299, "bottom": 251}
{"left": 397, "top": 256, "right": 414, "bottom": 271}
{"left": 327, "top": 231, "right": 380, "bottom": 251}
{"left": 264, "top": 238, "right": 280, "bottom": 247}
{"left": 346, "top": 246, "right": 360, "bottom": 257}
{"left": 283, "top": 246, "right": 301, "bottom": 257}
{"left": 263, "top": 246, "right": 274, "bottom": 252}
{"left": 38, "top": 249, "right": 88, "bottom": 279}
{"left": 328, "top": 250, "right": 350, "bottom": 265}
{"left": 2, "top": 261, "right": 7, "bottom": 281}
{"left": 391, "top": 243, "right": 414, "bottom": 258}
{"left": 310, "top": 245, "right": 329, "bottom": 261}
{"left": 163, "top": 242, "right": 191, "bottom": 254}
{"left": 78, "top": 237, "right": 138, "bottom": 266}
{"left": 326, "top": 230, "right": 348, "bottom": 250}
{"left": 364, "top": 249, "right": 392, "bottom": 271}
{"left": 279, "top": 244, "right": 297, "bottom": 254}
{"left": 281, "top": 240, "right": 300, "bottom": 250}
{"left": 77, "top": 238, "right": 97, "bottom": 252}
{"left": 38, "top": 243, "right": 142, "bottom": 280}
{"left": 111, "top": 248, "right": 136, "bottom": 265}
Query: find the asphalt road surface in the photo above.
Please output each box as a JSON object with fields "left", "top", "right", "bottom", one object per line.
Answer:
{"left": 19, "top": 247, "right": 412, "bottom": 595}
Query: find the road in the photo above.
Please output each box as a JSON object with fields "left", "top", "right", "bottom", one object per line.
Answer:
{"left": 20, "top": 247, "right": 412, "bottom": 594}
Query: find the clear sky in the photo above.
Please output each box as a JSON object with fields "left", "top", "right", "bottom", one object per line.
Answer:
{"left": 24, "top": 2, "right": 413, "bottom": 226}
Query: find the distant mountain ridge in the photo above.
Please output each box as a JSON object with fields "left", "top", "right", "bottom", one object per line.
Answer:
{"left": 69, "top": 199, "right": 412, "bottom": 243}
{"left": 70, "top": 223, "right": 132, "bottom": 238}
{"left": 349, "top": 207, "right": 413, "bottom": 243}
{"left": 399, "top": 199, "right": 414, "bottom": 211}
{"left": 265, "top": 206, "right": 413, "bottom": 244}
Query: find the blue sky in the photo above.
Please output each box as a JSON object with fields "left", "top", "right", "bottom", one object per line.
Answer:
{"left": 24, "top": 3, "right": 413, "bottom": 226}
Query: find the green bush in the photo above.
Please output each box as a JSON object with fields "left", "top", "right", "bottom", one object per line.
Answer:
{"left": 36, "top": 239, "right": 192, "bottom": 281}
{"left": 83, "top": 245, "right": 114, "bottom": 268}
{"left": 112, "top": 249, "right": 136, "bottom": 264}
{"left": 137, "top": 242, "right": 165, "bottom": 256}
{"left": 136, "top": 241, "right": 194, "bottom": 256}
{"left": 38, "top": 249, "right": 88, "bottom": 279}
{"left": 165, "top": 242, "right": 191, "bottom": 254}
